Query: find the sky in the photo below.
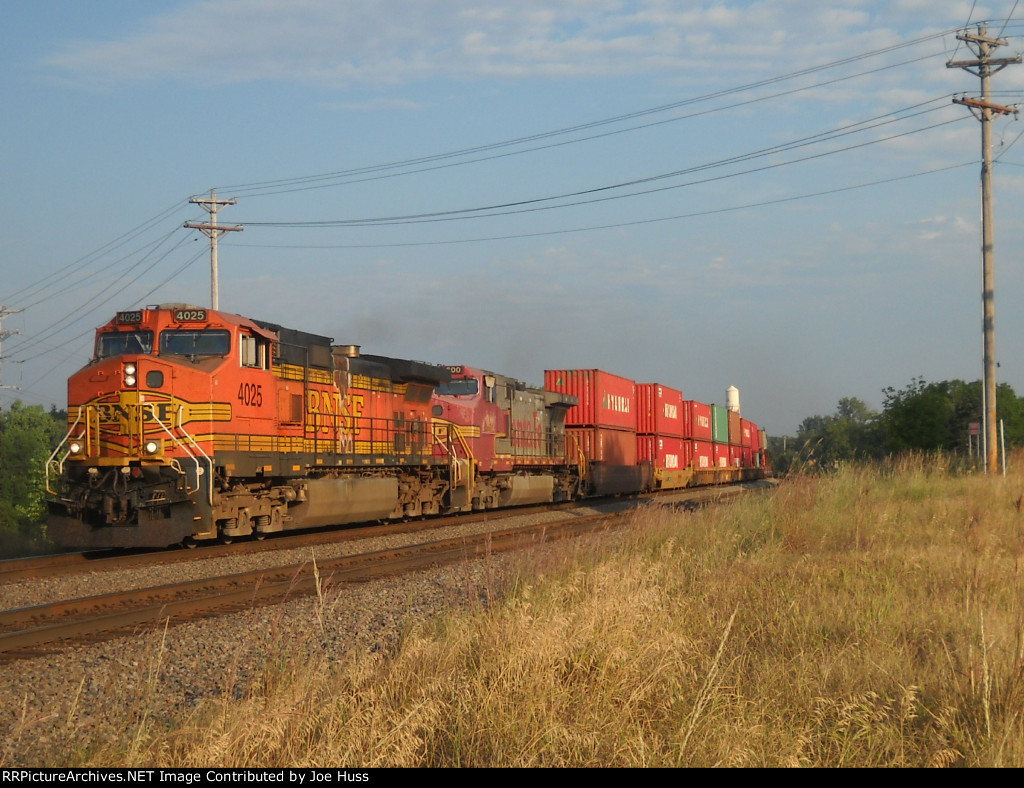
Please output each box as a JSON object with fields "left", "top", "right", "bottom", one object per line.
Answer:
{"left": 3, "top": 0, "right": 1024, "bottom": 437}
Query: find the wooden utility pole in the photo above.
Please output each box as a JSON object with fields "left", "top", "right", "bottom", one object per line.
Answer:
{"left": 184, "top": 189, "right": 242, "bottom": 310}
{"left": 947, "top": 25, "right": 1020, "bottom": 473}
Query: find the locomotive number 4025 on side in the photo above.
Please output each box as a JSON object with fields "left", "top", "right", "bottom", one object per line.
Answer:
{"left": 238, "top": 382, "right": 263, "bottom": 407}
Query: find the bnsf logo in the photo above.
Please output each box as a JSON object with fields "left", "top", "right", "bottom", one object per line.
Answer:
{"left": 603, "top": 394, "right": 630, "bottom": 414}
{"left": 663, "top": 404, "right": 678, "bottom": 420}
{"left": 94, "top": 402, "right": 179, "bottom": 425}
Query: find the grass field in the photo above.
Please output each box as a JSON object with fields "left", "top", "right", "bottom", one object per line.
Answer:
{"left": 80, "top": 456, "right": 1024, "bottom": 766}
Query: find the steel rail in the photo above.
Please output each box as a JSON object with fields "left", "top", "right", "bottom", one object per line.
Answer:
{"left": 0, "top": 511, "right": 626, "bottom": 660}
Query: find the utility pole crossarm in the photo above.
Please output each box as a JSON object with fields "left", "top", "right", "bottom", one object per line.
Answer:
{"left": 947, "top": 56, "right": 1022, "bottom": 69}
{"left": 952, "top": 96, "right": 1019, "bottom": 116}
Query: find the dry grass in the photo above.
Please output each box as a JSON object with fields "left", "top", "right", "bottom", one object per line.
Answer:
{"left": 73, "top": 456, "right": 1024, "bottom": 766}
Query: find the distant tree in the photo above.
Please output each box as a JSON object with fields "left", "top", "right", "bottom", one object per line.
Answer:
{"left": 774, "top": 378, "right": 1024, "bottom": 474}
{"left": 791, "top": 396, "right": 882, "bottom": 470}
{"left": 881, "top": 377, "right": 954, "bottom": 451}
{"left": 880, "top": 377, "right": 1024, "bottom": 453}
{"left": 995, "top": 382, "right": 1024, "bottom": 447}
{"left": 0, "top": 402, "right": 65, "bottom": 555}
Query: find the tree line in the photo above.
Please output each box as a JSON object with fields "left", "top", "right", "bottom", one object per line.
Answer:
{"left": 768, "top": 377, "right": 1022, "bottom": 474}
{"left": 0, "top": 402, "right": 66, "bottom": 555}
{"left": 0, "top": 377, "right": 1018, "bottom": 555}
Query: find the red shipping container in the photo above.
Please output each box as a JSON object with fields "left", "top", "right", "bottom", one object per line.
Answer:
{"left": 729, "top": 445, "right": 742, "bottom": 467}
{"left": 691, "top": 440, "right": 713, "bottom": 469}
{"left": 742, "top": 419, "right": 759, "bottom": 449}
{"left": 637, "top": 435, "right": 686, "bottom": 471}
{"left": 567, "top": 426, "right": 637, "bottom": 465}
{"left": 713, "top": 443, "right": 730, "bottom": 468}
{"left": 685, "top": 401, "right": 713, "bottom": 441}
{"left": 636, "top": 383, "right": 684, "bottom": 437}
{"left": 545, "top": 369, "right": 636, "bottom": 430}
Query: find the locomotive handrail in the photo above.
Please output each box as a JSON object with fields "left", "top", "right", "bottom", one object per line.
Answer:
{"left": 568, "top": 433, "right": 587, "bottom": 495}
{"left": 432, "top": 422, "right": 476, "bottom": 493}
{"left": 173, "top": 407, "right": 215, "bottom": 507}
{"left": 450, "top": 424, "right": 476, "bottom": 493}
{"left": 45, "top": 408, "right": 86, "bottom": 495}
{"left": 145, "top": 404, "right": 215, "bottom": 506}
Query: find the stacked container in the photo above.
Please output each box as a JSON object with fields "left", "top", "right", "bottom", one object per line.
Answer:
{"left": 742, "top": 419, "right": 757, "bottom": 467}
{"left": 635, "top": 383, "right": 687, "bottom": 485}
{"left": 636, "top": 384, "right": 684, "bottom": 437}
{"left": 545, "top": 369, "right": 638, "bottom": 466}
{"left": 545, "top": 369, "right": 635, "bottom": 430}
{"left": 710, "top": 404, "right": 731, "bottom": 467}
{"left": 684, "top": 400, "right": 714, "bottom": 471}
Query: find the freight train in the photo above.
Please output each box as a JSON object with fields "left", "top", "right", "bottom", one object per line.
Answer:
{"left": 45, "top": 305, "right": 770, "bottom": 549}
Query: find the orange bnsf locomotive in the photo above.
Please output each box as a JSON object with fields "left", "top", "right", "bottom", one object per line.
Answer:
{"left": 46, "top": 304, "right": 769, "bottom": 549}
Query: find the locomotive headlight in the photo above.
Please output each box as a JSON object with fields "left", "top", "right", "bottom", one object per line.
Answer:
{"left": 144, "top": 440, "right": 160, "bottom": 455}
{"left": 124, "top": 363, "right": 137, "bottom": 387}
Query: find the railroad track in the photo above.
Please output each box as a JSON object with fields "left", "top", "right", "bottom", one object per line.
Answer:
{"left": 0, "top": 480, "right": 775, "bottom": 662}
{"left": 0, "top": 500, "right": 584, "bottom": 585}
{"left": 0, "top": 510, "right": 629, "bottom": 661}
{"left": 0, "top": 481, "right": 767, "bottom": 585}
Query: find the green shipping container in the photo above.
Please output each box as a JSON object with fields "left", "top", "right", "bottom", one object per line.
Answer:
{"left": 711, "top": 404, "right": 730, "bottom": 443}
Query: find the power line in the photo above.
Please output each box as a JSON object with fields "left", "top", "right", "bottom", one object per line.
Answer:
{"left": 226, "top": 52, "right": 945, "bottom": 201}
{"left": 0, "top": 201, "right": 188, "bottom": 305}
{"left": 219, "top": 29, "right": 961, "bottom": 198}
{"left": 240, "top": 103, "right": 963, "bottom": 228}
{"left": 231, "top": 160, "right": 976, "bottom": 251}
{"left": 6, "top": 234, "right": 197, "bottom": 361}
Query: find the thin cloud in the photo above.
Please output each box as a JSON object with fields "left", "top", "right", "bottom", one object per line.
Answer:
{"left": 42, "top": 0, "right": 975, "bottom": 89}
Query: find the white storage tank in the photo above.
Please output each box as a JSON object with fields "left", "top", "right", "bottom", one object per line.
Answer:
{"left": 726, "top": 385, "right": 740, "bottom": 415}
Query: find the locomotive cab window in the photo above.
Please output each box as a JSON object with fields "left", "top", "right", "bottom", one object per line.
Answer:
{"left": 435, "top": 378, "right": 479, "bottom": 397}
{"left": 96, "top": 331, "right": 154, "bottom": 359}
{"left": 160, "top": 329, "right": 231, "bottom": 358}
{"left": 239, "top": 333, "right": 269, "bottom": 370}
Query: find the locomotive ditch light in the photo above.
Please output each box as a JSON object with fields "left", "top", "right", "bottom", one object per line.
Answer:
{"left": 144, "top": 440, "right": 161, "bottom": 455}
{"left": 68, "top": 441, "right": 83, "bottom": 455}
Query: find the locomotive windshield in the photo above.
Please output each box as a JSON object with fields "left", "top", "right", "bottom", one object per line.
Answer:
{"left": 435, "top": 378, "right": 479, "bottom": 396}
{"left": 160, "top": 329, "right": 231, "bottom": 357}
{"left": 96, "top": 331, "right": 154, "bottom": 359}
